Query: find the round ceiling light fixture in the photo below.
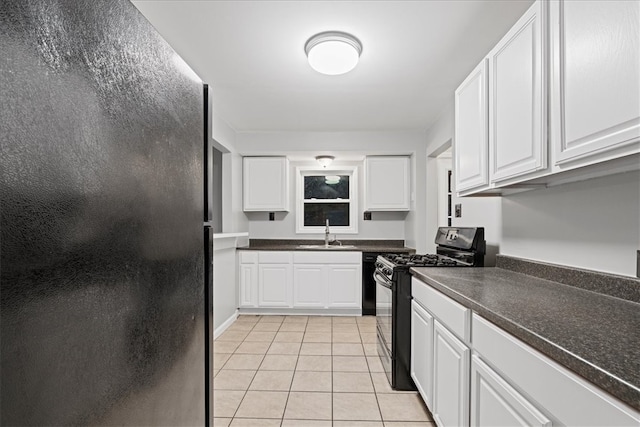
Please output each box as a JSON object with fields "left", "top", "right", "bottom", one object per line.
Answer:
{"left": 305, "top": 31, "right": 362, "bottom": 75}
{"left": 325, "top": 175, "right": 341, "bottom": 185}
{"left": 315, "top": 155, "right": 335, "bottom": 168}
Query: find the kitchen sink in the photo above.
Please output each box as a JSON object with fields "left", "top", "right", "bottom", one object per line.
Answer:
{"left": 297, "top": 244, "right": 357, "bottom": 250}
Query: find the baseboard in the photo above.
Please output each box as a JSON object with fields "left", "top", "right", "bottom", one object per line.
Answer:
{"left": 237, "top": 307, "right": 363, "bottom": 316}
{"left": 213, "top": 309, "right": 239, "bottom": 339}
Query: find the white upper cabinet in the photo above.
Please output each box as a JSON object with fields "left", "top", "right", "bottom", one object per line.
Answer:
{"left": 454, "top": 60, "right": 489, "bottom": 193}
{"left": 488, "top": 0, "right": 547, "bottom": 183}
{"left": 455, "top": 1, "right": 547, "bottom": 196}
{"left": 364, "top": 156, "right": 411, "bottom": 211}
{"left": 550, "top": 0, "right": 640, "bottom": 166}
{"left": 243, "top": 157, "right": 289, "bottom": 211}
{"left": 455, "top": 0, "right": 639, "bottom": 196}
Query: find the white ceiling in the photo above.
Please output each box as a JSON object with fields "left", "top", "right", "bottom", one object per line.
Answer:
{"left": 132, "top": 0, "right": 534, "bottom": 133}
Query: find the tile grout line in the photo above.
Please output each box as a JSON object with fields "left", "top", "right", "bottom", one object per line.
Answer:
{"left": 280, "top": 317, "right": 305, "bottom": 425}
{"left": 229, "top": 317, "right": 261, "bottom": 421}
{"left": 216, "top": 314, "right": 431, "bottom": 426}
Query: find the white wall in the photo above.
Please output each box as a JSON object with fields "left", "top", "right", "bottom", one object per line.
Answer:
{"left": 424, "top": 102, "right": 502, "bottom": 264}
{"left": 501, "top": 171, "right": 640, "bottom": 277}
{"left": 212, "top": 243, "right": 237, "bottom": 334}
{"left": 211, "top": 112, "right": 248, "bottom": 334}
{"left": 405, "top": 145, "right": 429, "bottom": 253}
{"left": 235, "top": 130, "right": 428, "bottom": 250}
{"left": 212, "top": 234, "right": 249, "bottom": 334}
{"left": 212, "top": 113, "right": 249, "bottom": 234}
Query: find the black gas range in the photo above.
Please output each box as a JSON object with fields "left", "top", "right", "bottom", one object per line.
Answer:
{"left": 375, "top": 227, "right": 485, "bottom": 390}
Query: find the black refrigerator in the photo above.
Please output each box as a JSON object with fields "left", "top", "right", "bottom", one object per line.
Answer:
{"left": 1, "top": 0, "right": 212, "bottom": 425}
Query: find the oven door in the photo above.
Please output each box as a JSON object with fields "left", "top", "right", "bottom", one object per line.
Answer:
{"left": 375, "top": 269, "right": 394, "bottom": 386}
{"left": 374, "top": 270, "right": 393, "bottom": 350}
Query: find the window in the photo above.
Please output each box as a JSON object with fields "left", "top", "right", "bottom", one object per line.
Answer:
{"left": 296, "top": 166, "right": 358, "bottom": 234}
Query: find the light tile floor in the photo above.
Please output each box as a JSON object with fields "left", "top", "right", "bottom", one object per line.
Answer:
{"left": 214, "top": 315, "right": 435, "bottom": 427}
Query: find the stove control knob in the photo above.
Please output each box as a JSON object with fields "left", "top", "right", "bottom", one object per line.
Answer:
{"left": 383, "top": 268, "right": 392, "bottom": 275}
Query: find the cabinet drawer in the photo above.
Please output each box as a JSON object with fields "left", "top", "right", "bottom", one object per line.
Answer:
{"left": 258, "top": 251, "right": 292, "bottom": 264}
{"left": 471, "top": 354, "right": 550, "bottom": 427}
{"left": 239, "top": 251, "right": 258, "bottom": 264}
{"left": 293, "top": 251, "right": 361, "bottom": 264}
{"left": 412, "top": 277, "right": 470, "bottom": 342}
{"left": 472, "top": 313, "right": 640, "bottom": 426}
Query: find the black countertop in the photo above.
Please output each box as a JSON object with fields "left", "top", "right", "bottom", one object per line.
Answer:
{"left": 410, "top": 256, "right": 640, "bottom": 412}
{"left": 237, "top": 239, "right": 415, "bottom": 253}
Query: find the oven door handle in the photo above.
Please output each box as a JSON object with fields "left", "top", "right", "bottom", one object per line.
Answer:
{"left": 374, "top": 271, "right": 392, "bottom": 289}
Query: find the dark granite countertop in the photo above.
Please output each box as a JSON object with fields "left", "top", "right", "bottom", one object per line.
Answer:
{"left": 237, "top": 239, "right": 415, "bottom": 253}
{"left": 410, "top": 256, "right": 640, "bottom": 411}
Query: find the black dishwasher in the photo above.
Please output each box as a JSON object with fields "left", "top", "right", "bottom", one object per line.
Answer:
{"left": 362, "top": 253, "right": 380, "bottom": 315}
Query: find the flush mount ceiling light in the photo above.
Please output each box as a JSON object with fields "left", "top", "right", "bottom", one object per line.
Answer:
{"left": 305, "top": 31, "right": 362, "bottom": 75}
{"left": 315, "top": 155, "right": 334, "bottom": 168}
{"left": 325, "top": 175, "right": 341, "bottom": 185}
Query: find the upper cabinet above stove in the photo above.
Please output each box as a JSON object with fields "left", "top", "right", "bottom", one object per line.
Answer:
{"left": 364, "top": 156, "right": 411, "bottom": 211}
{"left": 549, "top": 0, "right": 640, "bottom": 167}
{"left": 454, "top": 0, "right": 640, "bottom": 197}
{"left": 243, "top": 157, "right": 290, "bottom": 211}
{"left": 455, "top": 1, "right": 547, "bottom": 196}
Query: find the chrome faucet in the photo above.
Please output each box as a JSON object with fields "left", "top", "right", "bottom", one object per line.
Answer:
{"left": 324, "top": 219, "right": 330, "bottom": 246}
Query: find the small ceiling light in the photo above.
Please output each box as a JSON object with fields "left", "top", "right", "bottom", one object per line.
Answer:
{"left": 305, "top": 31, "right": 362, "bottom": 75}
{"left": 315, "top": 155, "right": 334, "bottom": 168}
{"left": 325, "top": 175, "right": 341, "bottom": 185}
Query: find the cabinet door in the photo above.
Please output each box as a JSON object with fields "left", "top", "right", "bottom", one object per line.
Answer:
{"left": 258, "top": 264, "right": 292, "bottom": 307}
{"left": 551, "top": 0, "right": 640, "bottom": 165}
{"left": 411, "top": 300, "right": 434, "bottom": 409}
{"left": 243, "top": 157, "right": 289, "bottom": 211}
{"left": 327, "top": 264, "right": 361, "bottom": 308}
{"left": 364, "top": 156, "right": 410, "bottom": 211}
{"left": 471, "top": 355, "right": 551, "bottom": 427}
{"left": 455, "top": 59, "right": 489, "bottom": 193}
{"left": 293, "top": 264, "right": 327, "bottom": 308}
{"left": 489, "top": 1, "right": 547, "bottom": 183}
{"left": 432, "top": 320, "right": 470, "bottom": 427}
{"left": 239, "top": 263, "right": 258, "bottom": 307}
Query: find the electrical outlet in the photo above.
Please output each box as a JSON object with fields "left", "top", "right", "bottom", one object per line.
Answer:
{"left": 455, "top": 204, "right": 462, "bottom": 218}
{"left": 269, "top": 212, "right": 275, "bottom": 221}
{"left": 364, "top": 212, "right": 372, "bottom": 221}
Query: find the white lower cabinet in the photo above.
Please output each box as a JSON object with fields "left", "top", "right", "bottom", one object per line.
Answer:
{"left": 238, "top": 251, "right": 258, "bottom": 308}
{"left": 472, "top": 313, "right": 640, "bottom": 426}
{"left": 412, "top": 277, "right": 471, "bottom": 427}
{"left": 471, "top": 354, "right": 551, "bottom": 427}
{"left": 293, "top": 264, "right": 326, "bottom": 308}
{"left": 412, "top": 276, "right": 640, "bottom": 427}
{"left": 411, "top": 300, "right": 434, "bottom": 408}
{"left": 239, "top": 250, "right": 361, "bottom": 312}
{"left": 432, "top": 320, "right": 470, "bottom": 427}
{"left": 239, "top": 262, "right": 258, "bottom": 307}
{"left": 327, "top": 264, "right": 361, "bottom": 308}
{"left": 258, "top": 263, "right": 292, "bottom": 307}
